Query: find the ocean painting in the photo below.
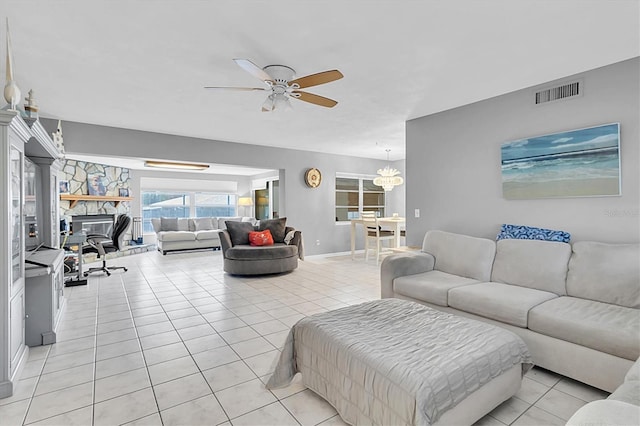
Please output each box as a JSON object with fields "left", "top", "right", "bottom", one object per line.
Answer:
{"left": 501, "top": 123, "right": 621, "bottom": 199}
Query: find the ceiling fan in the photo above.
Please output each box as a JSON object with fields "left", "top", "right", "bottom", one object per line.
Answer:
{"left": 205, "top": 59, "right": 343, "bottom": 112}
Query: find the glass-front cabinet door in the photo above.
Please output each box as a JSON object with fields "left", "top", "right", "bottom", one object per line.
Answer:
{"left": 8, "top": 143, "right": 25, "bottom": 374}
{"left": 11, "top": 145, "right": 23, "bottom": 286}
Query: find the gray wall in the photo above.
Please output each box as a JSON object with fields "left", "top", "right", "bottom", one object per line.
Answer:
{"left": 42, "top": 119, "right": 406, "bottom": 255}
{"left": 405, "top": 58, "right": 639, "bottom": 246}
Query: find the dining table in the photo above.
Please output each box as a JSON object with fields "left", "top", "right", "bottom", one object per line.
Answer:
{"left": 350, "top": 216, "right": 406, "bottom": 259}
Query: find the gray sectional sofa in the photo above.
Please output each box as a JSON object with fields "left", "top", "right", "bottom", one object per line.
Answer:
{"left": 381, "top": 230, "right": 640, "bottom": 393}
{"left": 151, "top": 216, "right": 255, "bottom": 255}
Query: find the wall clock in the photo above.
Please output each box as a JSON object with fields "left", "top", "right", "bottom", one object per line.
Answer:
{"left": 304, "top": 168, "right": 322, "bottom": 188}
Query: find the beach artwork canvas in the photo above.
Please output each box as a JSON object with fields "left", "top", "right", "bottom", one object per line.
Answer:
{"left": 87, "top": 173, "right": 108, "bottom": 196}
{"left": 501, "top": 123, "right": 621, "bottom": 199}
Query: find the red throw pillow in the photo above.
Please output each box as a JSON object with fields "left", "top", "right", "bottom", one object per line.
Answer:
{"left": 249, "top": 229, "right": 274, "bottom": 246}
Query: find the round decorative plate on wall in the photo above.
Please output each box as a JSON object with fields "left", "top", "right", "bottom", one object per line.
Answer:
{"left": 304, "top": 168, "right": 322, "bottom": 188}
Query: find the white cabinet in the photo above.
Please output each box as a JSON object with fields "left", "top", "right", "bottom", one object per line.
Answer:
{"left": 0, "top": 110, "right": 30, "bottom": 398}
{"left": 9, "top": 290, "right": 25, "bottom": 371}
{"left": 1, "top": 111, "right": 60, "bottom": 399}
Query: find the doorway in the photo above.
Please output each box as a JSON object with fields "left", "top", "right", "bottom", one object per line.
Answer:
{"left": 254, "top": 180, "right": 279, "bottom": 220}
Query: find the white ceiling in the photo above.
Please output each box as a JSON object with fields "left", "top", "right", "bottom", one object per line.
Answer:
{"left": 4, "top": 1, "right": 639, "bottom": 161}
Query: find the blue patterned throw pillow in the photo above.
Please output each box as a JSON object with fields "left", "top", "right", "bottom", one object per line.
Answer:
{"left": 497, "top": 224, "right": 570, "bottom": 243}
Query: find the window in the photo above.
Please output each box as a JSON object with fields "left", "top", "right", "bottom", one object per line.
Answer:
{"left": 142, "top": 190, "right": 237, "bottom": 233}
{"left": 194, "top": 193, "right": 237, "bottom": 217}
{"left": 335, "top": 175, "right": 385, "bottom": 221}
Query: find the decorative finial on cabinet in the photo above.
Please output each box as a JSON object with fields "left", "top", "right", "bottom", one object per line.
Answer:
{"left": 52, "top": 120, "right": 65, "bottom": 154}
{"left": 24, "top": 89, "right": 39, "bottom": 118}
{"left": 3, "top": 18, "right": 21, "bottom": 111}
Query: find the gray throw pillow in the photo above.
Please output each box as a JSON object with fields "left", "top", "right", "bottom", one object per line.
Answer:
{"left": 160, "top": 217, "right": 179, "bottom": 231}
{"left": 258, "top": 217, "right": 287, "bottom": 243}
{"left": 193, "top": 218, "right": 213, "bottom": 231}
{"left": 177, "top": 218, "right": 190, "bottom": 231}
{"left": 225, "top": 221, "right": 254, "bottom": 246}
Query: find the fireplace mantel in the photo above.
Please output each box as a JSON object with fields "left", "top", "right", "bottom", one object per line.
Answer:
{"left": 60, "top": 194, "right": 133, "bottom": 208}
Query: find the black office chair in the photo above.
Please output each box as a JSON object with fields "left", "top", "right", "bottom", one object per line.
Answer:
{"left": 83, "top": 215, "right": 132, "bottom": 277}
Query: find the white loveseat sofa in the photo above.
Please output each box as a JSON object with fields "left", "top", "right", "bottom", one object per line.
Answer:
{"left": 151, "top": 217, "right": 255, "bottom": 255}
{"left": 567, "top": 357, "right": 640, "bottom": 425}
{"left": 381, "top": 230, "right": 640, "bottom": 393}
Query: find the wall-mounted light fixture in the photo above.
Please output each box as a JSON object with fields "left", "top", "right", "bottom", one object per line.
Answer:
{"left": 144, "top": 160, "right": 210, "bottom": 171}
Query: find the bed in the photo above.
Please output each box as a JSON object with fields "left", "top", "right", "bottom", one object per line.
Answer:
{"left": 267, "top": 299, "right": 532, "bottom": 425}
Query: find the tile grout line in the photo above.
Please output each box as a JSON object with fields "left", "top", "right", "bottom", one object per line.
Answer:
{"left": 91, "top": 276, "right": 101, "bottom": 426}
{"left": 131, "top": 266, "right": 310, "bottom": 423}
{"left": 118, "top": 266, "right": 167, "bottom": 426}
{"left": 20, "top": 283, "right": 99, "bottom": 426}
{"left": 131, "top": 268, "right": 232, "bottom": 423}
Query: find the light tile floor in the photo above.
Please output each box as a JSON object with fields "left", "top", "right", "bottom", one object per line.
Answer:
{"left": 0, "top": 250, "right": 609, "bottom": 425}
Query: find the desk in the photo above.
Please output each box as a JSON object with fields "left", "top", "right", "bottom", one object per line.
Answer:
{"left": 64, "top": 232, "right": 88, "bottom": 286}
{"left": 25, "top": 248, "right": 65, "bottom": 345}
{"left": 350, "top": 217, "right": 406, "bottom": 259}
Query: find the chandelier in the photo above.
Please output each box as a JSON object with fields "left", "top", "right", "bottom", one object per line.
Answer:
{"left": 373, "top": 149, "right": 403, "bottom": 191}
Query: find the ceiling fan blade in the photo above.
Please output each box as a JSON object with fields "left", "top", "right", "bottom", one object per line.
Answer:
{"left": 233, "top": 58, "right": 274, "bottom": 84}
{"left": 289, "top": 70, "right": 343, "bottom": 89}
{"left": 204, "top": 86, "right": 266, "bottom": 91}
{"left": 291, "top": 91, "right": 338, "bottom": 108}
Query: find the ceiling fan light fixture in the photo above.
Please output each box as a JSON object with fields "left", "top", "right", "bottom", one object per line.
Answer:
{"left": 274, "top": 94, "right": 292, "bottom": 111}
{"left": 262, "top": 94, "right": 275, "bottom": 112}
{"left": 144, "top": 160, "right": 210, "bottom": 171}
{"left": 207, "top": 59, "right": 343, "bottom": 112}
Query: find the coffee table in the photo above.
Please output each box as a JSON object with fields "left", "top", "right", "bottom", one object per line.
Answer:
{"left": 268, "top": 299, "right": 532, "bottom": 425}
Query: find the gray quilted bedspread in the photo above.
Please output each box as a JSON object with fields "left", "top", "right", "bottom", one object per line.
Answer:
{"left": 267, "top": 299, "right": 532, "bottom": 425}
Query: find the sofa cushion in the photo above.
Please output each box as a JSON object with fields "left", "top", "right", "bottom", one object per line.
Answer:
{"left": 195, "top": 230, "right": 219, "bottom": 241}
{"left": 528, "top": 296, "right": 640, "bottom": 361}
{"left": 609, "top": 382, "right": 640, "bottom": 406}
{"left": 177, "top": 218, "right": 190, "bottom": 231}
{"left": 225, "top": 221, "right": 254, "bottom": 245}
{"left": 242, "top": 217, "right": 258, "bottom": 226}
{"left": 566, "top": 400, "right": 640, "bottom": 426}
{"left": 192, "top": 217, "right": 214, "bottom": 231}
{"left": 225, "top": 244, "right": 297, "bottom": 261}
{"left": 491, "top": 239, "right": 571, "bottom": 295}
{"left": 217, "top": 217, "right": 243, "bottom": 230}
{"left": 566, "top": 241, "right": 640, "bottom": 308}
{"left": 157, "top": 231, "right": 196, "bottom": 242}
{"left": 151, "top": 218, "right": 161, "bottom": 233}
{"left": 160, "top": 217, "right": 179, "bottom": 231}
{"left": 448, "top": 282, "right": 558, "bottom": 328}
{"left": 609, "top": 358, "right": 640, "bottom": 405}
{"left": 422, "top": 230, "right": 496, "bottom": 281}
{"left": 625, "top": 358, "right": 640, "bottom": 382}
{"left": 258, "top": 218, "right": 287, "bottom": 243}
{"left": 393, "top": 270, "right": 481, "bottom": 307}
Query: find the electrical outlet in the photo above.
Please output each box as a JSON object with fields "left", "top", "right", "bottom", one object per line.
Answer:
{"left": 316, "top": 240, "right": 320, "bottom": 246}
{"left": 414, "top": 209, "right": 420, "bottom": 218}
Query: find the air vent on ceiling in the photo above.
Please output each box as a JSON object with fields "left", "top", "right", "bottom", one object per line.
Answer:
{"left": 535, "top": 80, "right": 582, "bottom": 105}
